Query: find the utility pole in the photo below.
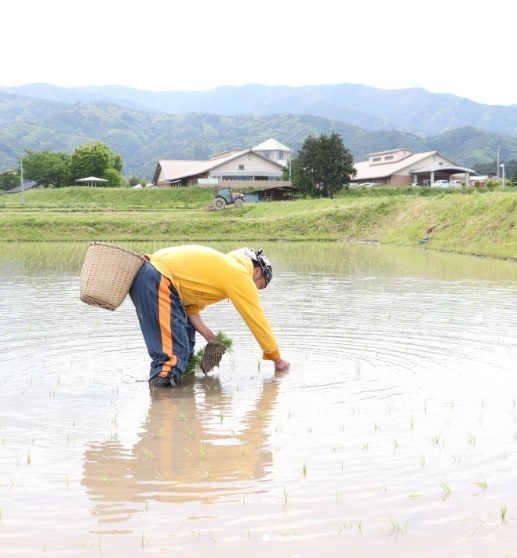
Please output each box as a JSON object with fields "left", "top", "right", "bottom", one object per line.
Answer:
{"left": 20, "top": 158, "right": 25, "bottom": 206}
{"left": 289, "top": 143, "right": 292, "bottom": 183}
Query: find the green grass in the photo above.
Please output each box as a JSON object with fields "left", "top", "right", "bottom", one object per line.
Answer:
{"left": 1, "top": 186, "right": 517, "bottom": 259}
{"left": 0, "top": 185, "right": 214, "bottom": 210}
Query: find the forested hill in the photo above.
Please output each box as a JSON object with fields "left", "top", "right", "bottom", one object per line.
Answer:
{"left": 3, "top": 82, "right": 517, "bottom": 137}
{"left": 1, "top": 89, "right": 517, "bottom": 178}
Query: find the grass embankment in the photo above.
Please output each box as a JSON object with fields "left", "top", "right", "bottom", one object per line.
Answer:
{"left": 1, "top": 186, "right": 517, "bottom": 260}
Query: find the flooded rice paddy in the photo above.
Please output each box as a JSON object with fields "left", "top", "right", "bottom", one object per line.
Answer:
{"left": 1, "top": 241, "right": 517, "bottom": 557}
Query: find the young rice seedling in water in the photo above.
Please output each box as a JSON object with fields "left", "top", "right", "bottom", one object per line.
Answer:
{"left": 501, "top": 503, "right": 508, "bottom": 525}
{"left": 386, "top": 515, "right": 408, "bottom": 538}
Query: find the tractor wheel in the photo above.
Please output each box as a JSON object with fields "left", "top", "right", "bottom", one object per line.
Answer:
{"left": 213, "top": 197, "right": 227, "bottom": 210}
{"left": 234, "top": 198, "right": 244, "bottom": 208}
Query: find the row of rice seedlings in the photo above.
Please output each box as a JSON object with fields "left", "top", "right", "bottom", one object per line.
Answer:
{"left": 266, "top": 392, "right": 517, "bottom": 536}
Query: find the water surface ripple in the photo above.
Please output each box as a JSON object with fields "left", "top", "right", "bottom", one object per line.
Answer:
{"left": 1, "top": 242, "right": 517, "bottom": 557}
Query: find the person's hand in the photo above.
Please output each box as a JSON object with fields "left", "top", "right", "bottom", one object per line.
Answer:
{"left": 273, "top": 358, "right": 290, "bottom": 371}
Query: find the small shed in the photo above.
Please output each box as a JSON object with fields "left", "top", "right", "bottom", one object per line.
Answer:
{"left": 243, "top": 185, "right": 300, "bottom": 203}
{"left": 5, "top": 182, "right": 38, "bottom": 194}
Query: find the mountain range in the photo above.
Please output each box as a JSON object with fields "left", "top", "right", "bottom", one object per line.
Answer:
{"left": 1, "top": 82, "right": 516, "bottom": 179}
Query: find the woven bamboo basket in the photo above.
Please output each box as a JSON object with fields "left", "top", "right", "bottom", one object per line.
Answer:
{"left": 80, "top": 242, "right": 146, "bottom": 310}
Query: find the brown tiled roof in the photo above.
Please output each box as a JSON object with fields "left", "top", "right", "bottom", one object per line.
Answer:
{"left": 153, "top": 150, "right": 245, "bottom": 184}
{"left": 354, "top": 151, "right": 439, "bottom": 181}
{"left": 154, "top": 160, "right": 213, "bottom": 183}
{"left": 153, "top": 149, "right": 284, "bottom": 184}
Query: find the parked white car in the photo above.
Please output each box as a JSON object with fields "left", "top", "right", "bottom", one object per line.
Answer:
{"left": 431, "top": 180, "right": 450, "bottom": 188}
{"left": 449, "top": 180, "right": 463, "bottom": 187}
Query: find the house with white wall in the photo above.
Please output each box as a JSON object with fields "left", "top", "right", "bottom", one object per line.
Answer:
{"left": 152, "top": 139, "right": 290, "bottom": 188}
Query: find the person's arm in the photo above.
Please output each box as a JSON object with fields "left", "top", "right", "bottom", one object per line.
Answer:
{"left": 188, "top": 313, "right": 217, "bottom": 343}
{"left": 224, "top": 271, "right": 291, "bottom": 369}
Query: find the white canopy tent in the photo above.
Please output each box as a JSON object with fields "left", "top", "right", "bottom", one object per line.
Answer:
{"left": 76, "top": 176, "right": 108, "bottom": 187}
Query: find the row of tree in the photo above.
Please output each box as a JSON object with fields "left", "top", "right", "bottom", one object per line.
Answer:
{"left": 0, "top": 142, "right": 126, "bottom": 191}
{"left": 2, "top": 133, "right": 516, "bottom": 196}
{"left": 1, "top": 133, "right": 356, "bottom": 197}
{"left": 473, "top": 159, "right": 517, "bottom": 181}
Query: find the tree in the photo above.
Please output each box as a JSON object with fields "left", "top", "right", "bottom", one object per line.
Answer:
{"left": 113, "top": 153, "right": 123, "bottom": 172}
{"left": 69, "top": 141, "right": 124, "bottom": 183}
{"left": 20, "top": 149, "right": 71, "bottom": 188}
{"left": 127, "top": 176, "right": 141, "bottom": 187}
{"left": 127, "top": 176, "right": 147, "bottom": 187}
{"left": 103, "top": 168, "right": 125, "bottom": 188}
{"left": 291, "top": 133, "right": 356, "bottom": 198}
{"left": 474, "top": 159, "right": 517, "bottom": 180}
{"left": 0, "top": 169, "right": 20, "bottom": 192}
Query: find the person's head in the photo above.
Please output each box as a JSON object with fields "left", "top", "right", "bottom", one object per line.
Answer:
{"left": 242, "top": 248, "right": 273, "bottom": 290}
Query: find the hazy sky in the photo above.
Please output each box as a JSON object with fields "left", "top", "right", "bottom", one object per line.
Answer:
{"left": 2, "top": 0, "right": 515, "bottom": 106}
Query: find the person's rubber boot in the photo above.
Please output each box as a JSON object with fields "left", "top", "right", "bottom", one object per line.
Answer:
{"left": 149, "top": 375, "right": 177, "bottom": 388}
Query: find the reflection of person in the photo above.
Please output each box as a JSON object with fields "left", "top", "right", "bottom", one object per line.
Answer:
{"left": 82, "top": 374, "right": 284, "bottom": 511}
{"left": 129, "top": 245, "right": 290, "bottom": 387}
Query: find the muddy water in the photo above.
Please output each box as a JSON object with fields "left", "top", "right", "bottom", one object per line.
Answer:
{"left": 1, "top": 241, "right": 517, "bottom": 557}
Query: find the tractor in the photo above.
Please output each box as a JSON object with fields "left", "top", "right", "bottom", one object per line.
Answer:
{"left": 212, "top": 187, "right": 245, "bottom": 210}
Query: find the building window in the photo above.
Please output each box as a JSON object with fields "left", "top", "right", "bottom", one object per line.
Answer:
{"left": 384, "top": 155, "right": 393, "bottom": 161}
{"left": 278, "top": 152, "right": 283, "bottom": 160}
{"left": 239, "top": 165, "right": 245, "bottom": 170}
{"left": 372, "top": 157, "right": 381, "bottom": 162}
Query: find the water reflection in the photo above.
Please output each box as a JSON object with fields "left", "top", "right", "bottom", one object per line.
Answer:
{"left": 82, "top": 374, "right": 283, "bottom": 520}
{"left": 3, "top": 240, "right": 517, "bottom": 282}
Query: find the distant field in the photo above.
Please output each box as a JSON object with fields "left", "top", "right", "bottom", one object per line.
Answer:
{"left": 1, "top": 186, "right": 516, "bottom": 260}
{"left": 0, "top": 186, "right": 215, "bottom": 210}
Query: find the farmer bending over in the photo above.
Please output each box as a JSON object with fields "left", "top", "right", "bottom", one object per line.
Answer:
{"left": 129, "top": 245, "right": 290, "bottom": 387}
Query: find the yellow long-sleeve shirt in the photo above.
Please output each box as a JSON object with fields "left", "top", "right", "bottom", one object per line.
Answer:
{"left": 147, "top": 245, "right": 280, "bottom": 361}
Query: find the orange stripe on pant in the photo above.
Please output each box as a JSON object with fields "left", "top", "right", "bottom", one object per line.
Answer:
{"left": 157, "top": 275, "right": 178, "bottom": 377}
